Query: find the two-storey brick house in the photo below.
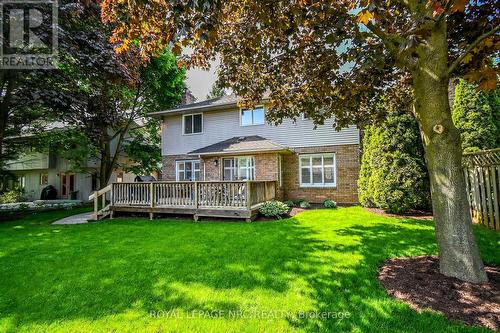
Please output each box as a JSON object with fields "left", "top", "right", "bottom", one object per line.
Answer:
{"left": 151, "top": 95, "right": 360, "bottom": 204}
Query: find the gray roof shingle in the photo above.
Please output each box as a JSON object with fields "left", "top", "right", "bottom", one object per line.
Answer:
{"left": 149, "top": 93, "right": 271, "bottom": 117}
{"left": 149, "top": 94, "right": 239, "bottom": 117}
{"left": 188, "top": 135, "right": 289, "bottom": 156}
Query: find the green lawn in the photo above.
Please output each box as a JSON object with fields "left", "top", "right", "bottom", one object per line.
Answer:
{"left": 0, "top": 207, "right": 498, "bottom": 333}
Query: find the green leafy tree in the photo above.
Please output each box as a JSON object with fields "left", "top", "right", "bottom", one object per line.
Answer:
{"left": 123, "top": 128, "right": 162, "bottom": 176}
{"left": 34, "top": 3, "right": 184, "bottom": 187}
{"left": 206, "top": 81, "right": 226, "bottom": 100}
{"left": 36, "top": 128, "right": 98, "bottom": 174}
{"left": 453, "top": 79, "right": 500, "bottom": 152}
{"left": 123, "top": 51, "right": 186, "bottom": 176}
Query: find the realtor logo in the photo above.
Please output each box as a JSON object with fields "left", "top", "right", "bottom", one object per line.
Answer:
{"left": 0, "top": 0, "right": 58, "bottom": 69}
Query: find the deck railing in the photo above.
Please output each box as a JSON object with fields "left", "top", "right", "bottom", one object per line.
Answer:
{"left": 110, "top": 181, "right": 276, "bottom": 210}
{"left": 89, "top": 181, "right": 277, "bottom": 221}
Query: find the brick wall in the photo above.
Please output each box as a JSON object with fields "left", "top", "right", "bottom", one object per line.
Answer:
{"left": 162, "top": 144, "right": 359, "bottom": 203}
{"left": 202, "top": 156, "right": 220, "bottom": 181}
{"left": 282, "top": 144, "right": 360, "bottom": 204}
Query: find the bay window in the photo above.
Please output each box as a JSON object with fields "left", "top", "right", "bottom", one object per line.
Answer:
{"left": 299, "top": 153, "right": 336, "bottom": 187}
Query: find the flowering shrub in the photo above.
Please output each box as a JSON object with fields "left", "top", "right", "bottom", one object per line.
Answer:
{"left": 299, "top": 201, "right": 311, "bottom": 209}
{"left": 259, "top": 201, "right": 289, "bottom": 219}
{"left": 0, "top": 190, "right": 22, "bottom": 204}
{"left": 323, "top": 199, "right": 337, "bottom": 208}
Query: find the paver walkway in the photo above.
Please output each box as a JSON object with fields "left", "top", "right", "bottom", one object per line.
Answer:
{"left": 52, "top": 212, "right": 93, "bottom": 225}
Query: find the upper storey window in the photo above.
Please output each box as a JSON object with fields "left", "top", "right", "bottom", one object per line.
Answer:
{"left": 240, "top": 106, "right": 265, "bottom": 126}
{"left": 183, "top": 113, "right": 203, "bottom": 134}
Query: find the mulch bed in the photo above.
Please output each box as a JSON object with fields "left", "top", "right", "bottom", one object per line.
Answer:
{"left": 379, "top": 256, "right": 500, "bottom": 331}
{"left": 366, "top": 207, "right": 433, "bottom": 220}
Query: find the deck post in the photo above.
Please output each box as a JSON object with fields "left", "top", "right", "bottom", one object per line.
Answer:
{"left": 150, "top": 182, "right": 154, "bottom": 220}
{"left": 194, "top": 181, "right": 198, "bottom": 209}
{"left": 246, "top": 181, "right": 252, "bottom": 210}
{"left": 110, "top": 183, "right": 115, "bottom": 206}
{"left": 150, "top": 182, "right": 155, "bottom": 208}
{"left": 93, "top": 194, "right": 98, "bottom": 220}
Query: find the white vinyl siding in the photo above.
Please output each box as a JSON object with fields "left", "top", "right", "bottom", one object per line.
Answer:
{"left": 223, "top": 157, "right": 255, "bottom": 180}
{"left": 176, "top": 160, "right": 201, "bottom": 181}
{"left": 299, "top": 153, "right": 336, "bottom": 187}
{"left": 162, "top": 108, "right": 360, "bottom": 156}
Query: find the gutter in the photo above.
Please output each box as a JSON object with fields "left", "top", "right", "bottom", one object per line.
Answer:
{"left": 187, "top": 147, "right": 293, "bottom": 157}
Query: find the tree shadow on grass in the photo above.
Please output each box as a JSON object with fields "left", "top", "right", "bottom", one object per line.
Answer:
{"left": 0, "top": 211, "right": 496, "bottom": 332}
{"left": 0, "top": 217, "right": 327, "bottom": 327}
{"left": 286, "top": 214, "right": 496, "bottom": 332}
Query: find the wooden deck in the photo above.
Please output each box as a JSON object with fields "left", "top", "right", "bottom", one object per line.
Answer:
{"left": 89, "top": 181, "right": 277, "bottom": 221}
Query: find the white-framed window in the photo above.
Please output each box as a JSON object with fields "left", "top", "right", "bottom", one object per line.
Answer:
{"left": 40, "top": 173, "right": 48, "bottom": 185}
{"left": 223, "top": 157, "right": 255, "bottom": 180}
{"left": 17, "top": 175, "right": 26, "bottom": 190}
{"left": 299, "top": 153, "right": 336, "bottom": 187}
{"left": 182, "top": 113, "right": 203, "bottom": 135}
{"left": 240, "top": 106, "right": 265, "bottom": 126}
{"left": 176, "top": 160, "right": 201, "bottom": 181}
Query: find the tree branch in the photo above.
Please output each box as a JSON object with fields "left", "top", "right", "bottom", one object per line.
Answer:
{"left": 365, "top": 22, "right": 413, "bottom": 69}
{"left": 447, "top": 24, "right": 500, "bottom": 75}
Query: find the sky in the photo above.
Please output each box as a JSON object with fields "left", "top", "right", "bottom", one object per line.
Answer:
{"left": 185, "top": 59, "right": 219, "bottom": 102}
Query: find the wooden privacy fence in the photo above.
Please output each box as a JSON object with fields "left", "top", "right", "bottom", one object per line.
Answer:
{"left": 463, "top": 148, "right": 500, "bottom": 230}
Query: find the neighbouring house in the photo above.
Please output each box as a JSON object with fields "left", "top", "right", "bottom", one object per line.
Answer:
{"left": 4, "top": 151, "right": 135, "bottom": 202}
{"left": 3, "top": 126, "right": 137, "bottom": 202}
{"left": 151, "top": 94, "right": 360, "bottom": 204}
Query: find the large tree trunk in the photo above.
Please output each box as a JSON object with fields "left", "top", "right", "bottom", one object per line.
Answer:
{"left": 98, "top": 125, "right": 114, "bottom": 189}
{"left": 411, "top": 21, "right": 487, "bottom": 283}
{"left": 0, "top": 72, "right": 16, "bottom": 161}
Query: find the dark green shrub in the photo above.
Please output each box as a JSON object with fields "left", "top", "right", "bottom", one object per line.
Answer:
{"left": 452, "top": 79, "right": 500, "bottom": 152}
{"left": 323, "top": 199, "right": 337, "bottom": 209}
{"left": 259, "top": 201, "right": 289, "bottom": 219}
{"left": 358, "top": 109, "right": 431, "bottom": 214}
{"left": 284, "top": 200, "right": 296, "bottom": 207}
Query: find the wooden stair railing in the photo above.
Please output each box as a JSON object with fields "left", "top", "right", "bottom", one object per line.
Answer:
{"left": 88, "top": 184, "right": 112, "bottom": 221}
